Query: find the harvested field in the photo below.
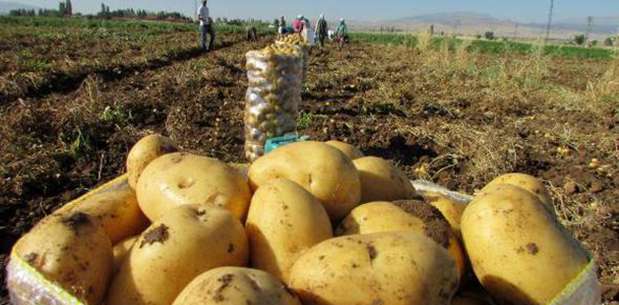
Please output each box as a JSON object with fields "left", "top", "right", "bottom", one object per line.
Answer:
{"left": 0, "top": 18, "right": 618, "bottom": 304}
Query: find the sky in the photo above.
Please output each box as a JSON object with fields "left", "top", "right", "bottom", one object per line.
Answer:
{"left": 12, "top": 0, "right": 619, "bottom": 23}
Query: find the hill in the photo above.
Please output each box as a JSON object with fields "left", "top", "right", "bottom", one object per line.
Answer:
{"left": 351, "top": 11, "right": 617, "bottom": 40}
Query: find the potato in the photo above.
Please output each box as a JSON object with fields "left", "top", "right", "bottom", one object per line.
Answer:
{"left": 13, "top": 212, "right": 113, "bottom": 305}
{"left": 248, "top": 141, "right": 361, "bottom": 221}
{"left": 106, "top": 205, "right": 248, "bottom": 305}
{"left": 55, "top": 175, "right": 149, "bottom": 244}
{"left": 246, "top": 179, "right": 333, "bottom": 282}
{"left": 113, "top": 236, "right": 138, "bottom": 273}
{"left": 172, "top": 267, "right": 302, "bottom": 305}
{"left": 136, "top": 153, "right": 251, "bottom": 221}
{"left": 481, "top": 173, "right": 554, "bottom": 215}
{"left": 325, "top": 140, "right": 364, "bottom": 160}
{"left": 126, "top": 134, "right": 178, "bottom": 190}
{"left": 55, "top": 176, "right": 149, "bottom": 244}
{"left": 461, "top": 185, "right": 589, "bottom": 305}
{"left": 425, "top": 193, "right": 467, "bottom": 239}
{"left": 353, "top": 157, "right": 416, "bottom": 203}
{"left": 337, "top": 201, "right": 466, "bottom": 279}
{"left": 446, "top": 238, "right": 467, "bottom": 281}
{"left": 288, "top": 232, "right": 459, "bottom": 305}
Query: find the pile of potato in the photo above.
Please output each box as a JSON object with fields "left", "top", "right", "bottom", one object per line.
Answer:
{"left": 10, "top": 134, "right": 591, "bottom": 305}
{"left": 244, "top": 44, "right": 304, "bottom": 161}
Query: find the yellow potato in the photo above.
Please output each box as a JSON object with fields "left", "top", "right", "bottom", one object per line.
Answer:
{"left": 55, "top": 175, "right": 149, "bottom": 244}
{"left": 136, "top": 153, "right": 251, "bottom": 221}
{"left": 106, "top": 205, "right": 248, "bottom": 305}
{"left": 246, "top": 179, "right": 333, "bottom": 282}
{"left": 112, "top": 236, "right": 138, "bottom": 273}
{"left": 461, "top": 185, "right": 589, "bottom": 305}
{"left": 126, "top": 134, "right": 178, "bottom": 190}
{"left": 248, "top": 141, "right": 361, "bottom": 221}
{"left": 481, "top": 173, "right": 555, "bottom": 215}
{"left": 172, "top": 267, "right": 302, "bottom": 305}
{"left": 325, "top": 140, "right": 364, "bottom": 160}
{"left": 425, "top": 193, "right": 467, "bottom": 239}
{"left": 446, "top": 237, "right": 467, "bottom": 281}
{"left": 288, "top": 232, "right": 459, "bottom": 305}
{"left": 353, "top": 157, "right": 416, "bottom": 203}
{"left": 338, "top": 201, "right": 466, "bottom": 279}
{"left": 336, "top": 201, "right": 426, "bottom": 236}
{"left": 13, "top": 212, "right": 113, "bottom": 305}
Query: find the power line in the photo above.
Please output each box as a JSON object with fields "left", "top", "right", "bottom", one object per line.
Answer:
{"left": 545, "top": 0, "right": 554, "bottom": 42}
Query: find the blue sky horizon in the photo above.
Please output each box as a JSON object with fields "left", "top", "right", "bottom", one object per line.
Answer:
{"left": 9, "top": 0, "right": 619, "bottom": 23}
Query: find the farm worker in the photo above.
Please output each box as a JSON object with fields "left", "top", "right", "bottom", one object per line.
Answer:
{"left": 335, "top": 18, "right": 349, "bottom": 49}
{"left": 301, "top": 18, "right": 314, "bottom": 45}
{"left": 247, "top": 26, "right": 258, "bottom": 42}
{"left": 292, "top": 15, "right": 304, "bottom": 33}
{"left": 335, "top": 18, "right": 348, "bottom": 39}
{"left": 197, "top": 0, "right": 215, "bottom": 51}
{"left": 278, "top": 16, "right": 287, "bottom": 36}
{"left": 315, "top": 14, "right": 329, "bottom": 47}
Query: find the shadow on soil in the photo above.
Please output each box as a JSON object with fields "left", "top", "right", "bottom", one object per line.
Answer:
{"left": 0, "top": 40, "right": 239, "bottom": 105}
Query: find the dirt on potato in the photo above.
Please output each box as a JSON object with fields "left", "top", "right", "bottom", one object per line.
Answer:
{"left": 1, "top": 23, "right": 618, "bottom": 304}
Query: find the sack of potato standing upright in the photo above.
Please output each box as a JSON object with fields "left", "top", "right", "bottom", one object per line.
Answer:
{"left": 244, "top": 44, "right": 303, "bottom": 161}
{"left": 275, "top": 34, "right": 309, "bottom": 81}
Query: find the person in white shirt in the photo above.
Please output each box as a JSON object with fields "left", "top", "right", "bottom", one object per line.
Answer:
{"left": 197, "top": 0, "right": 215, "bottom": 51}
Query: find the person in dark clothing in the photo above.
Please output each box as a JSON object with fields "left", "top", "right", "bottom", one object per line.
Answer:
{"left": 197, "top": 0, "right": 215, "bottom": 51}
{"left": 247, "top": 26, "right": 258, "bottom": 42}
{"left": 315, "top": 14, "right": 328, "bottom": 47}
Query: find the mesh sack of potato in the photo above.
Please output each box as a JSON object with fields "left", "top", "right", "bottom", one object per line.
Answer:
{"left": 244, "top": 44, "right": 303, "bottom": 161}
{"left": 6, "top": 176, "right": 132, "bottom": 305}
{"left": 4, "top": 168, "right": 602, "bottom": 305}
{"left": 275, "top": 34, "right": 309, "bottom": 81}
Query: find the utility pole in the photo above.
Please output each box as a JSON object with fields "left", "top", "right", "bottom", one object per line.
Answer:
{"left": 513, "top": 23, "right": 519, "bottom": 39}
{"left": 453, "top": 19, "right": 461, "bottom": 37}
{"left": 545, "top": 0, "right": 554, "bottom": 42}
{"left": 585, "top": 16, "right": 593, "bottom": 42}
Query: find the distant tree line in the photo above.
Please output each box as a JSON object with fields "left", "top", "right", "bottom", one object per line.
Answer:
{"left": 10, "top": 0, "right": 73, "bottom": 17}
{"left": 379, "top": 26, "right": 402, "bottom": 33}
{"left": 215, "top": 17, "right": 262, "bottom": 26}
{"left": 8, "top": 9, "right": 36, "bottom": 16}
{"left": 9, "top": 2, "right": 190, "bottom": 23}
{"left": 96, "top": 3, "right": 190, "bottom": 22}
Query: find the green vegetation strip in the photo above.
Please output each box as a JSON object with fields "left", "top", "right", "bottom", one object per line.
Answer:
{"left": 351, "top": 32, "right": 616, "bottom": 60}
{"left": 0, "top": 16, "right": 275, "bottom": 35}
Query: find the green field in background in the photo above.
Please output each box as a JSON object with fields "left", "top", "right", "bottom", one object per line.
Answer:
{"left": 0, "top": 16, "right": 275, "bottom": 35}
{"left": 351, "top": 32, "right": 616, "bottom": 60}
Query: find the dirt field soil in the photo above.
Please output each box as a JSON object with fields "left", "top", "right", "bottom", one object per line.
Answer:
{"left": 1, "top": 28, "right": 617, "bottom": 304}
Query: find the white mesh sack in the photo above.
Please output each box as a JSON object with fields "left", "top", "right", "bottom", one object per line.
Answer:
{"left": 244, "top": 44, "right": 303, "bottom": 161}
